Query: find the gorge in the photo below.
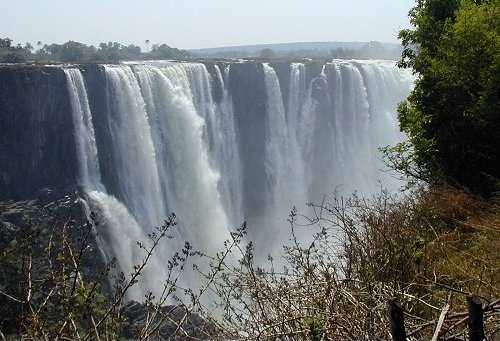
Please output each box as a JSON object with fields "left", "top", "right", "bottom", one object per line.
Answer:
{"left": 0, "top": 59, "right": 414, "bottom": 298}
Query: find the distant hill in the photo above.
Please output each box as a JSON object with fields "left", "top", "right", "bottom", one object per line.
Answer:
{"left": 190, "top": 41, "right": 402, "bottom": 60}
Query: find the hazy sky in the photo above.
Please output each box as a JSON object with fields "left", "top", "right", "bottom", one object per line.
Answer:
{"left": 2, "top": 0, "right": 416, "bottom": 50}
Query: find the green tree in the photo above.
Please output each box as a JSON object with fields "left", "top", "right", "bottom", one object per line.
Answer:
{"left": 0, "top": 37, "right": 29, "bottom": 63}
{"left": 360, "top": 41, "right": 386, "bottom": 58}
{"left": 0, "top": 51, "right": 26, "bottom": 63}
{"left": 48, "top": 41, "right": 93, "bottom": 62}
{"left": 149, "top": 43, "right": 190, "bottom": 60}
{"left": 259, "top": 47, "right": 277, "bottom": 59}
{"left": 396, "top": 0, "right": 500, "bottom": 195}
{"left": 24, "top": 42, "right": 33, "bottom": 52}
{"left": 97, "top": 41, "right": 123, "bottom": 61}
{"left": 0, "top": 37, "right": 13, "bottom": 49}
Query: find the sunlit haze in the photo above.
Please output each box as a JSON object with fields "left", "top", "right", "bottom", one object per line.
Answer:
{"left": 2, "top": 0, "right": 415, "bottom": 49}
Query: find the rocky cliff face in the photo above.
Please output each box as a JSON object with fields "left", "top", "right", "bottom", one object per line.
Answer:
{"left": 228, "top": 62, "right": 269, "bottom": 222}
{"left": 0, "top": 65, "right": 77, "bottom": 200}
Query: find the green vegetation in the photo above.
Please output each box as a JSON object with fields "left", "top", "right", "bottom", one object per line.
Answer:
{"left": 196, "top": 41, "right": 401, "bottom": 60}
{"left": 252, "top": 41, "right": 400, "bottom": 63}
{"left": 268, "top": 41, "right": 402, "bottom": 60}
{"left": 394, "top": 0, "right": 500, "bottom": 196}
{"left": 330, "top": 41, "right": 400, "bottom": 59}
{"left": 1, "top": 187, "right": 498, "bottom": 340}
{"left": 0, "top": 38, "right": 191, "bottom": 63}
{"left": 0, "top": 38, "right": 33, "bottom": 63}
{"left": 259, "top": 48, "right": 278, "bottom": 59}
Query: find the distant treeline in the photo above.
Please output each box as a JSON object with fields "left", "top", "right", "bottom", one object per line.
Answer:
{"left": 0, "top": 38, "right": 191, "bottom": 63}
{"left": 330, "top": 41, "right": 401, "bottom": 59}
{"left": 194, "top": 41, "right": 402, "bottom": 60}
{"left": 1, "top": 38, "right": 401, "bottom": 63}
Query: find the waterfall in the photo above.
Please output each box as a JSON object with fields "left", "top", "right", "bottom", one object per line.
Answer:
{"left": 260, "top": 64, "right": 309, "bottom": 245}
{"left": 63, "top": 60, "right": 414, "bottom": 299}
{"left": 64, "top": 68, "right": 162, "bottom": 299}
{"left": 208, "top": 65, "right": 243, "bottom": 227}
{"left": 103, "top": 65, "right": 167, "bottom": 231}
{"left": 132, "top": 63, "right": 231, "bottom": 248}
{"left": 263, "top": 64, "right": 290, "bottom": 213}
{"left": 64, "top": 68, "right": 103, "bottom": 191}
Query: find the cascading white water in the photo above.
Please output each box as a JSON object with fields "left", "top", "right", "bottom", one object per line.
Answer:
{"left": 332, "top": 61, "right": 373, "bottom": 193}
{"left": 286, "top": 63, "right": 308, "bottom": 196}
{"left": 259, "top": 64, "right": 310, "bottom": 246}
{"left": 262, "top": 64, "right": 290, "bottom": 212}
{"left": 65, "top": 60, "right": 414, "bottom": 300}
{"left": 103, "top": 66, "right": 167, "bottom": 231}
{"left": 201, "top": 64, "right": 243, "bottom": 227}
{"left": 132, "top": 63, "right": 231, "bottom": 249}
{"left": 64, "top": 68, "right": 103, "bottom": 191}
{"left": 285, "top": 60, "right": 413, "bottom": 198}
{"left": 64, "top": 68, "right": 162, "bottom": 299}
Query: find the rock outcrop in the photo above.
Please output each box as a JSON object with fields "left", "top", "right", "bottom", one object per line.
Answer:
{"left": 0, "top": 65, "right": 77, "bottom": 201}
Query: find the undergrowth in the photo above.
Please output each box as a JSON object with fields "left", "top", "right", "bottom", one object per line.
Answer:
{"left": 0, "top": 184, "right": 498, "bottom": 340}
{"left": 198, "top": 185, "right": 500, "bottom": 340}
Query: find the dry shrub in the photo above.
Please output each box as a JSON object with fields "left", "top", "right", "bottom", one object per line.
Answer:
{"left": 199, "top": 187, "right": 499, "bottom": 341}
{"left": 2, "top": 185, "right": 497, "bottom": 340}
{"left": 0, "top": 212, "right": 218, "bottom": 341}
{"left": 416, "top": 184, "right": 482, "bottom": 231}
{"left": 412, "top": 185, "right": 499, "bottom": 298}
{"left": 197, "top": 190, "right": 428, "bottom": 340}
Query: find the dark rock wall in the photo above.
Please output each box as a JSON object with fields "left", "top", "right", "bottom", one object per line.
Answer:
{"left": 269, "top": 62, "right": 291, "bottom": 113}
{"left": 0, "top": 66, "right": 77, "bottom": 200}
{"left": 201, "top": 61, "right": 225, "bottom": 104}
{"left": 228, "top": 62, "right": 270, "bottom": 224}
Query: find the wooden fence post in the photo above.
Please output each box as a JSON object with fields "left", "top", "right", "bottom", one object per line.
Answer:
{"left": 467, "top": 294, "right": 485, "bottom": 341}
{"left": 388, "top": 297, "right": 407, "bottom": 341}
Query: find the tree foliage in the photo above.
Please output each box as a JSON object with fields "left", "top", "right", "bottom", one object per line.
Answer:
{"left": 259, "top": 48, "right": 277, "bottom": 59}
{"left": 396, "top": 0, "right": 500, "bottom": 195}
{"left": 148, "top": 43, "right": 191, "bottom": 60}
{"left": 0, "top": 38, "right": 191, "bottom": 63}
{"left": 0, "top": 38, "right": 31, "bottom": 63}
